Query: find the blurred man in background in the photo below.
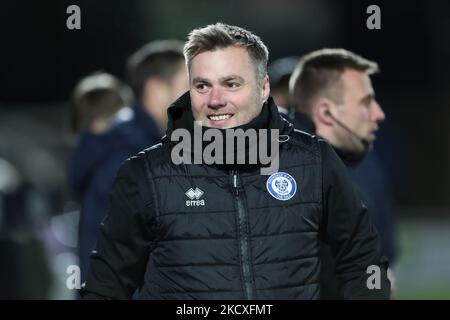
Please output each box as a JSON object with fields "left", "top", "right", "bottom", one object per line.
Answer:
{"left": 126, "top": 39, "right": 189, "bottom": 136}
{"left": 289, "top": 48, "right": 396, "bottom": 298}
{"left": 68, "top": 72, "right": 134, "bottom": 281}
{"left": 0, "top": 157, "right": 52, "bottom": 299}
{"left": 267, "top": 56, "right": 299, "bottom": 117}
{"left": 69, "top": 72, "right": 134, "bottom": 135}
{"left": 68, "top": 40, "right": 188, "bottom": 282}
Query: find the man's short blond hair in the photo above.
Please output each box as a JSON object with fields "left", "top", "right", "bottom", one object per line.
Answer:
{"left": 184, "top": 23, "right": 269, "bottom": 84}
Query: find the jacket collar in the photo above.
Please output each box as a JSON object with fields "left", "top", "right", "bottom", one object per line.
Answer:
{"left": 292, "top": 111, "right": 316, "bottom": 135}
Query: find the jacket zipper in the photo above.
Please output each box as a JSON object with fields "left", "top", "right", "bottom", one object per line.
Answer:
{"left": 231, "top": 170, "right": 254, "bottom": 299}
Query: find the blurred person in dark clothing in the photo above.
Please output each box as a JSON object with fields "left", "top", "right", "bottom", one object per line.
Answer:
{"left": 68, "top": 72, "right": 135, "bottom": 282}
{"left": 69, "top": 41, "right": 188, "bottom": 282}
{"left": 0, "top": 157, "right": 28, "bottom": 229}
{"left": 267, "top": 56, "right": 299, "bottom": 117}
{"left": 0, "top": 157, "right": 52, "bottom": 299}
{"left": 289, "top": 48, "right": 396, "bottom": 298}
{"left": 69, "top": 72, "right": 134, "bottom": 135}
{"left": 126, "top": 39, "right": 189, "bottom": 134}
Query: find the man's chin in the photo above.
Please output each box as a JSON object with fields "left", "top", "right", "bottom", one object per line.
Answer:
{"left": 357, "top": 141, "right": 372, "bottom": 155}
{"left": 347, "top": 139, "right": 372, "bottom": 155}
{"left": 207, "top": 122, "right": 234, "bottom": 129}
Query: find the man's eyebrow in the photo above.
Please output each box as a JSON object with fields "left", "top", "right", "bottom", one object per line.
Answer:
{"left": 360, "top": 93, "right": 375, "bottom": 104}
{"left": 192, "top": 75, "right": 245, "bottom": 84}
{"left": 192, "top": 77, "right": 210, "bottom": 84}
{"left": 220, "top": 75, "right": 245, "bottom": 82}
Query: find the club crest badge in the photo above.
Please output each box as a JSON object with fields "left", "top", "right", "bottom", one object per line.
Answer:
{"left": 266, "top": 172, "right": 297, "bottom": 201}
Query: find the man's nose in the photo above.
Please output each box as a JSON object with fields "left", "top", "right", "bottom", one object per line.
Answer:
{"left": 207, "top": 87, "right": 226, "bottom": 109}
{"left": 371, "top": 100, "right": 385, "bottom": 123}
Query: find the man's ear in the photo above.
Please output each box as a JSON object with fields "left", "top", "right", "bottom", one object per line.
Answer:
{"left": 313, "top": 98, "right": 334, "bottom": 126}
{"left": 261, "top": 75, "right": 270, "bottom": 103}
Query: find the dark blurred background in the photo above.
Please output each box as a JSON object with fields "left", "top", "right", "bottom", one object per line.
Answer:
{"left": 1, "top": 0, "right": 449, "bottom": 299}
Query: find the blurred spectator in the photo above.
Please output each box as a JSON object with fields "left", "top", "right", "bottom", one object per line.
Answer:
{"left": 0, "top": 157, "right": 26, "bottom": 229}
{"left": 68, "top": 72, "right": 135, "bottom": 282}
{"left": 267, "top": 56, "right": 299, "bottom": 117}
{"left": 126, "top": 39, "right": 188, "bottom": 132}
{"left": 289, "top": 48, "right": 397, "bottom": 298}
{"left": 68, "top": 40, "right": 188, "bottom": 282}
{"left": 0, "top": 157, "right": 52, "bottom": 299}
{"left": 69, "top": 72, "right": 134, "bottom": 135}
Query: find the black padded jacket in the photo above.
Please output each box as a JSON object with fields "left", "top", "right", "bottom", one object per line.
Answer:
{"left": 82, "top": 93, "right": 390, "bottom": 299}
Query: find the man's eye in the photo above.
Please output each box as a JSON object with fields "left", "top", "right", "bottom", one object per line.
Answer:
{"left": 196, "top": 84, "right": 208, "bottom": 91}
{"left": 228, "top": 82, "right": 240, "bottom": 89}
{"left": 362, "top": 99, "right": 372, "bottom": 108}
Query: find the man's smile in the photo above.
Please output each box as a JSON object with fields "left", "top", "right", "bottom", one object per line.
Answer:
{"left": 207, "top": 113, "right": 234, "bottom": 121}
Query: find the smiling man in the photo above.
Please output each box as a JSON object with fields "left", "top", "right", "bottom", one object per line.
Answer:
{"left": 189, "top": 45, "right": 269, "bottom": 129}
{"left": 81, "top": 23, "right": 390, "bottom": 300}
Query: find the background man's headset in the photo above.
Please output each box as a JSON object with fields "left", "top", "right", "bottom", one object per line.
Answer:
{"left": 324, "top": 108, "right": 370, "bottom": 149}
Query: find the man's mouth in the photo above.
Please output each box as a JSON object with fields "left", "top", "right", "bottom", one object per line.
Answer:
{"left": 368, "top": 126, "right": 378, "bottom": 140}
{"left": 368, "top": 130, "right": 377, "bottom": 141}
{"left": 207, "top": 113, "right": 234, "bottom": 121}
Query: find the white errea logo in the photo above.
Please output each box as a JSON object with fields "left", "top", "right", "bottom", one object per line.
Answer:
{"left": 185, "top": 187, "right": 205, "bottom": 206}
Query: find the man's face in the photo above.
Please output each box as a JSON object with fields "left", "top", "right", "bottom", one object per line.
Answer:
{"left": 189, "top": 46, "right": 269, "bottom": 129}
{"left": 143, "top": 61, "right": 189, "bottom": 130}
{"left": 170, "top": 61, "right": 190, "bottom": 102}
{"left": 332, "top": 68, "right": 385, "bottom": 151}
